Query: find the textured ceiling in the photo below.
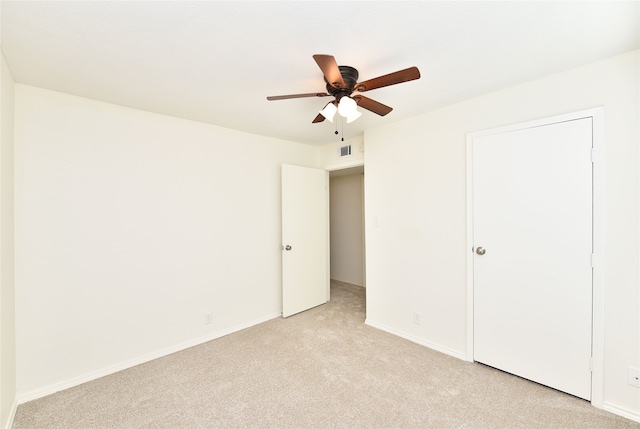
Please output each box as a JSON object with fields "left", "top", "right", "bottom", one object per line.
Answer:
{"left": 1, "top": 1, "right": 638, "bottom": 146}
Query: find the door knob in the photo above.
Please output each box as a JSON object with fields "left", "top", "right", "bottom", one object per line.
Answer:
{"left": 284, "top": 245, "right": 292, "bottom": 251}
{"left": 476, "top": 247, "right": 486, "bottom": 255}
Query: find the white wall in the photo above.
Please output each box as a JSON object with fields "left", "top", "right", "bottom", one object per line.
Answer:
{"left": 321, "top": 135, "right": 364, "bottom": 171}
{"left": 14, "top": 85, "right": 321, "bottom": 400}
{"left": 364, "top": 50, "right": 639, "bottom": 418}
{"left": 330, "top": 174, "right": 364, "bottom": 286}
{"left": 0, "top": 53, "right": 17, "bottom": 428}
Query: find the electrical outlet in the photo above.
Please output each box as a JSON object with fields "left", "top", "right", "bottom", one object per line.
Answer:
{"left": 628, "top": 366, "right": 640, "bottom": 387}
{"left": 204, "top": 313, "right": 213, "bottom": 325}
{"left": 413, "top": 312, "right": 422, "bottom": 325}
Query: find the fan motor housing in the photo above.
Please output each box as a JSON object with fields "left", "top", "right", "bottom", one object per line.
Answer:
{"left": 325, "top": 66, "right": 359, "bottom": 100}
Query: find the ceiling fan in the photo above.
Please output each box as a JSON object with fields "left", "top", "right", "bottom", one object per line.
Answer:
{"left": 267, "top": 55, "right": 420, "bottom": 124}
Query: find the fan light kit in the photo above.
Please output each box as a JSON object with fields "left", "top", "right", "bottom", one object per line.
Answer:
{"left": 267, "top": 55, "right": 420, "bottom": 133}
{"left": 320, "top": 97, "right": 361, "bottom": 123}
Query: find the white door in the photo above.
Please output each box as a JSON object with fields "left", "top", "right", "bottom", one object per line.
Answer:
{"left": 281, "top": 164, "right": 329, "bottom": 317}
{"left": 472, "top": 118, "right": 593, "bottom": 400}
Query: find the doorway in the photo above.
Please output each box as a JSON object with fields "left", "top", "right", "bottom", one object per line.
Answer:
{"left": 329, "top": 166, "right": 365, "bottom": 288}
{"left": 280, "top": 163, "right": 365, "bottom": 318}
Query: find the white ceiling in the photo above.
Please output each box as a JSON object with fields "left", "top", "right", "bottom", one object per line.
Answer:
{"left": 1, "top": 1, "right": 638, "bottom": 146}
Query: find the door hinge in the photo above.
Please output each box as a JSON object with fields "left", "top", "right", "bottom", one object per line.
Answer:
{"left": 591, "top": 148, "right": 595, "bottom": 163}
{"left": 590, "top": 357, "right": 594, "bottom": 372}
{"left": 591, "top": 253, "right": 595, "bottom": 268}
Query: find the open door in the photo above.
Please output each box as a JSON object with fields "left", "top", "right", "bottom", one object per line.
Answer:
{"left": 281, "top": 164, "right": 329, "bottom": 317}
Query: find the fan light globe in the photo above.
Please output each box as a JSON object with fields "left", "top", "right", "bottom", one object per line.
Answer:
{"left": 338, "top": 96, "right": 357, "bottom": 117}
{"left": 319, "top": 102, "right": 337, "bottom": 122}
{"left": 346, "top": 111, "right": 362, "bottom": 124}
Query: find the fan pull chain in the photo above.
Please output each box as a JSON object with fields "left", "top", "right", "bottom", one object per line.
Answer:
{"left": 331, "top": 116, "right": 345, "bottom": 141}
{"left": 333, "top": 117, "right": 343, "bottom": 141}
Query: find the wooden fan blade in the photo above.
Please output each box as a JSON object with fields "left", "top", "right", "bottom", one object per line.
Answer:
{"left": 313, "top": 54, "right": 345, "bottom": 89}
{"left": 353, "top": 95, "right": 393, "bottom": 116}
{"left": 267, "top": 93, "right": 330, "bottom": 101}
{"left": 312, "top": 113, "right": 326, "bottom": 123}
{"left": 354, "top": 67, "right": 420, "bottom": 92}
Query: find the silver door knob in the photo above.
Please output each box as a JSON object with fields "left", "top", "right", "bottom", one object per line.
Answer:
{"left": 476, "top": 247, "right": 486, "bottom": 255}
{"left": 284, "top": 245, "right": 292, "bottom": 251}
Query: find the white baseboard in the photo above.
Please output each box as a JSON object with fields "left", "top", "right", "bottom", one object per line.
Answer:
{"left": 330, "top": 278, "right": 364, "bottom": 288}
{"left": 3, "top": 397, "right": 17, "bottom": 429}
{"left": 364, "top": 319, "right": 467, "bottom": 361}
{"left": 603, "top": 402, "right": 640, "bottom": 423}
{"left": 17, "top": 312, "right": 281, "bottom": 404}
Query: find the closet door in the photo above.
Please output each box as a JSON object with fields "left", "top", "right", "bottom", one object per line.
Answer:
{"left": 472, "top": 118, "right": 593, "bottom": 400}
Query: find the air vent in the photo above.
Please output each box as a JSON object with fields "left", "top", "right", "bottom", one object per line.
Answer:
{"left": 339, "top": 144, "right": 352, "bottom": 157}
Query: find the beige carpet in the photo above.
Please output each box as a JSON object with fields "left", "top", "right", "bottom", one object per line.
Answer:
{"left": 13, "top": 280, "right": 640, "bottom": 428}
